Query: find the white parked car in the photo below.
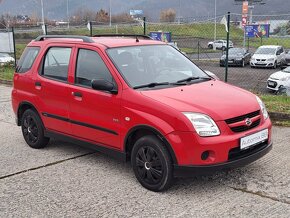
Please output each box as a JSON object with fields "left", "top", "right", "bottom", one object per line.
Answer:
{"left": 267, "top": 66, "right": 290, "bottom": 91}
{"left": 250, "top": 45, "right": 285, "bottom": 68}
{"left": 0, "top": 53, "right": 15, "bottom": 65}
{"left": 207, "top": 40, "right": 233, "bottom": 50}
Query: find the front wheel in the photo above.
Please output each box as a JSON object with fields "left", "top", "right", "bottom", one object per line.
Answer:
{"left": 21, "top": 109, "right": 49, "bottom": 149}
{"left": 241, "top": 59, "right": 245, "bottom": 67}
{"left": 131, "top": 135, "right": 173, "bottom": 192}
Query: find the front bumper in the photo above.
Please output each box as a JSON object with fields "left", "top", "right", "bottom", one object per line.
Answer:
{"left": 250, "top": 60, "right": 275, "bottom": 68}
{"left": 267, "top": 79, "right": 288, "bottom": 91}
{"left": 174, "top": 141, "right": 272, "bottom": 177}
{"left": 220, "top": 59, "right": 243, "bottom": 66}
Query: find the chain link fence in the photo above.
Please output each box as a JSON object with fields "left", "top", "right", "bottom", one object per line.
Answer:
{"left": 2, "top": 13, "right": 290, "bottom": 93}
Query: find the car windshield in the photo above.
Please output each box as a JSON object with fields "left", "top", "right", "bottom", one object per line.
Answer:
{"left": 107, "top": 45, "right": 209, "bottom": 88}
{"left": 255, "top": 47, "right": 276, "bottom": 55}
{"left": 228, "top": 48, "right": 244, "bottom": 55}
{"left": 282, "top": 66, "right": 290, "bottom": 73}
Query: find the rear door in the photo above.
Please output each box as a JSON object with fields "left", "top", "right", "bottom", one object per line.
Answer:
{"left": 35, "top": 44, "right": 74, "bottom": 135}
{"left": 69, "top": 45, "right": 122, "bottom": 149}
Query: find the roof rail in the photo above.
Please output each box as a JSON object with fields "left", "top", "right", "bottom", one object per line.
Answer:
{"left": 93, "top": 34, "right": 153, "bottom": 40}
{"left": 34, "top": 35, "right": 94, "bottom": 43}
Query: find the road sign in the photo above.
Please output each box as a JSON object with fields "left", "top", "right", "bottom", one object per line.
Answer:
{"left": 245, "top": 24, "right": 270, "bottom": 38}
{"left": 242, "top": 15, "right": 247, "bottom": 27}
{"left": 242, "top": 1, "right": 248, "bottom": 14}
{"left": 149, "top": 32, "right": 171, "bottom": 42}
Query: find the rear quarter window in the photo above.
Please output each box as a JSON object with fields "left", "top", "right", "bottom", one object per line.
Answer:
{"left": 16, "top": 47, "right": 40, "bottom": 73}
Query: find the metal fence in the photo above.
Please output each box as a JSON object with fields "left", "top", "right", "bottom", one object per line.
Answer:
{"left": 2, "top": 12, "right": 290, "bottom": 93}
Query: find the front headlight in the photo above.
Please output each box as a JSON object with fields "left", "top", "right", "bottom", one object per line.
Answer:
{"left": 256, "top": 96, "right": 268, "bottom": 120}
{"left": 268, "top": 58, "right": 275, "bottom": 61}
{"left": 182, "top": 112, "right": 220, "bottom": 137}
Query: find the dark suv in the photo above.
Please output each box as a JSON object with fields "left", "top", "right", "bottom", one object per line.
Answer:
{"left": 12, "top": 35, "right": 272, "bottom": 191}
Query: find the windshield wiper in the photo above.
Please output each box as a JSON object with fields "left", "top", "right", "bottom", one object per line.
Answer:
{"left": 176, "top": 76, "right": 212, "bottom": 83}
{"left": 133, "top": 82, "right": 170, "bottom": 89}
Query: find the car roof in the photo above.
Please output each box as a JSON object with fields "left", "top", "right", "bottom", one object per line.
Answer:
{"left": 28, "top": 36, "right": 165, "bottom": 49}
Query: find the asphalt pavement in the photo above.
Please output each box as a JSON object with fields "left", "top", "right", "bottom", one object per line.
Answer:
{"left": 0, "top": 84, "right": 289, "bottom": 217}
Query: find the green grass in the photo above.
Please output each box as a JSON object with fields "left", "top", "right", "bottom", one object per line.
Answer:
{"left": 260, "top": 94, "right": 290, "bottom": 114}
{"left": 0, "top": 65, "right": 14, "bottom": 81}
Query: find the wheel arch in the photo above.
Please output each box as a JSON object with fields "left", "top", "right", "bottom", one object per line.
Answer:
{"left": 124, "top": 125, "right": 178, "bottom": 164}
{"left": 17, "top": 101, "right": 41, "bottom": 126}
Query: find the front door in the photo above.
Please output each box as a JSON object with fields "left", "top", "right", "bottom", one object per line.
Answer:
{"left": 69, "top": 46, "right": 121, "bottom": 149}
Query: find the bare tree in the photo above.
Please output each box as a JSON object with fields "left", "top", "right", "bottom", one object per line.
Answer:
{"left": 160, "top": 8, "right": 176, "bottom": 23}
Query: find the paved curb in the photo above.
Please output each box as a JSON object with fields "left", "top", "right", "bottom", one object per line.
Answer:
{"left": 0, "top": 79, "right": 13, "bottom": 86}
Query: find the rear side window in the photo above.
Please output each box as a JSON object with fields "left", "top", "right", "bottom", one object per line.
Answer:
{"left": 42, "top": 47, "right": 72, "bottom": 82}
{"left": 16, "top": 47, "right": 40, "bottom": 73}
{"left": 75, "top": 49, "right": 114, "bottom": 87}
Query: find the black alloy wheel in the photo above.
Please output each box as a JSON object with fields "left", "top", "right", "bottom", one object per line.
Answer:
{"left": 21, "top": 109, "right": 49, "bottom": 149}
{"left": 131, "top": 135, "right": 173, "bottom": 192}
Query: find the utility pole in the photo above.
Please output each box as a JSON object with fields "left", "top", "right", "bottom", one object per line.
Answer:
{"left": 67, "top": 0, "right": 69, "bottom": 29}
{"left": 40, "top": 0, "right": 45, "bottom": 26}
{"left": 109, "top": 0, "right": 112, "bottom": 26}
{"left": 214, "top": 0, "right": 217, "bottom": 41}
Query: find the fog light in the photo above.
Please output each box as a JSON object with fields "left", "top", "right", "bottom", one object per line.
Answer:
{"left": 201, "top": 151, "right": 209, "bottom": 160}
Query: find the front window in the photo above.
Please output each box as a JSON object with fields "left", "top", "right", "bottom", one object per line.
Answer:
{"left": 107, "top": 45, "right": 209, "bottom": 88}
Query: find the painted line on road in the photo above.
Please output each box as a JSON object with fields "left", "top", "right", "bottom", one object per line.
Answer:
{"left": 229, "top": 186, "right": 290, "bottom": 205}
{"left": 0, "top": 152, "right": 96, "bottom": 180}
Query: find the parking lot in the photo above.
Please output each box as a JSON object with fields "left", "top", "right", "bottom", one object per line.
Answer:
{"left": 0, "top": 84, "right": 289, "bottom": 217}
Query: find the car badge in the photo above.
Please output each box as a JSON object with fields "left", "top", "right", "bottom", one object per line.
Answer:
{"left": 245, "top": 118, "right": 252, "bottom": 126}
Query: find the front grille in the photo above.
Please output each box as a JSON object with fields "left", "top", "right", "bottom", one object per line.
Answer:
{"left": 230, "top": 119, "right": 260, "bottom": 132}
{"left": 228, "top": 141, "right": 268, "bottom": 161}
{"left": 225, "top": 110, "right": 261, "bottom": 133}
{"left": 256, "top": 59, "right": 266, "bottom": 62}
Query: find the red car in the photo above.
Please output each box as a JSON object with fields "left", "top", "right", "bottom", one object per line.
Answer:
{"left": 12, "top": 35, "right": 272, "bottom": 191}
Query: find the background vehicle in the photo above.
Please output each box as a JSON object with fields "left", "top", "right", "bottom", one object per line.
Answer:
{"left": 0, "top": 53, "right": 15, "bottom": 65}
{"left": 250, "top": 45, "right": 285, "bottom": 68}
{"left": 282, "top": 50, "right": 290, "bottom": 66}
{"left": 12, "top": 35, "right": 272, "bottom": 192}
{"left": 208, "top": 40, "right": 233, "bottom": 50}
{"left": 267, "top": 66, "right": 290, "bottom": 91}
{"left": 220, "top": 48, "right": 251, "bottom": 67}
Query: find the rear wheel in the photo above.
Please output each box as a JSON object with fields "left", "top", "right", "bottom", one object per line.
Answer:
{"left": 241, "top": 59, "right": 245, "bottom": 67}
{"left": 131, "top": 135, "right": 173, "bottom": 192}
{"left": 21, "top": 109, "right": 49, "bottom": 149}
{"left": 208, "top": 44, "right": 213, "bottom": 49}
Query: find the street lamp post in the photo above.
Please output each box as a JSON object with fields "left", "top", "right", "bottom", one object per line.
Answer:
{"left": 109, "top": 0, "right": 112, "bottom": 26}
{"left": 67, "top": 0, "right": 69, "bottom": 29}
{"left": 40, "top": 0, "right": 45, "bottom": 25}
{"left": 214, "top": 0, "right": 217, "bottom": 41}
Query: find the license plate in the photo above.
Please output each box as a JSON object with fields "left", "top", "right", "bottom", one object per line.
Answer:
{"left": 268, "top": 81, "right": 275, "bottom": 86}
{"left": 240, "top": 129, "right": 268, "bottom": 150}
{"left": 257, "top": 61, "right": 264, "bottom": 64}
{"left": 228, "top": 60, "right": 233, "bottom": 63}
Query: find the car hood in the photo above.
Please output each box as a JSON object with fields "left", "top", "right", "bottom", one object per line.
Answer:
{"left": 252, "top": 54, "right": 275, "bottom": 59}
{"left": 270, "top": 71, "right": 290, "bottom": 80}
{"left": 140, "top": 80, "right": 259, "bottom": 121}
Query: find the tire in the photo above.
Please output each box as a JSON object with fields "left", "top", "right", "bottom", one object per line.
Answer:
{"left": 208, "top": 44, "right": 213, "bottom": 49}
{"left": 131, "top": 135, "right": 173, "bottom": 192}
{"left": 21, "top": 109, "right": 49, "bottom": 149}
{"left": 241, "top": 59, "right": 245, "bottom": 67}
{"left": 221, "top": 46, "right": 226, "bottom": 51}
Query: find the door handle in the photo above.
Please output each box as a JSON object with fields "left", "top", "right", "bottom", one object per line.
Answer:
{"left": 72, "top": 92, "right": 82, "bottom": 97}
{"left": 35, "top": 81, "right": 41, "bottom": 90}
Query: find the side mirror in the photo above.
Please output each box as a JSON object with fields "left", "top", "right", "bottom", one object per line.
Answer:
{"left": 91, "top": 79, "right": 118, "bottom": 94}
